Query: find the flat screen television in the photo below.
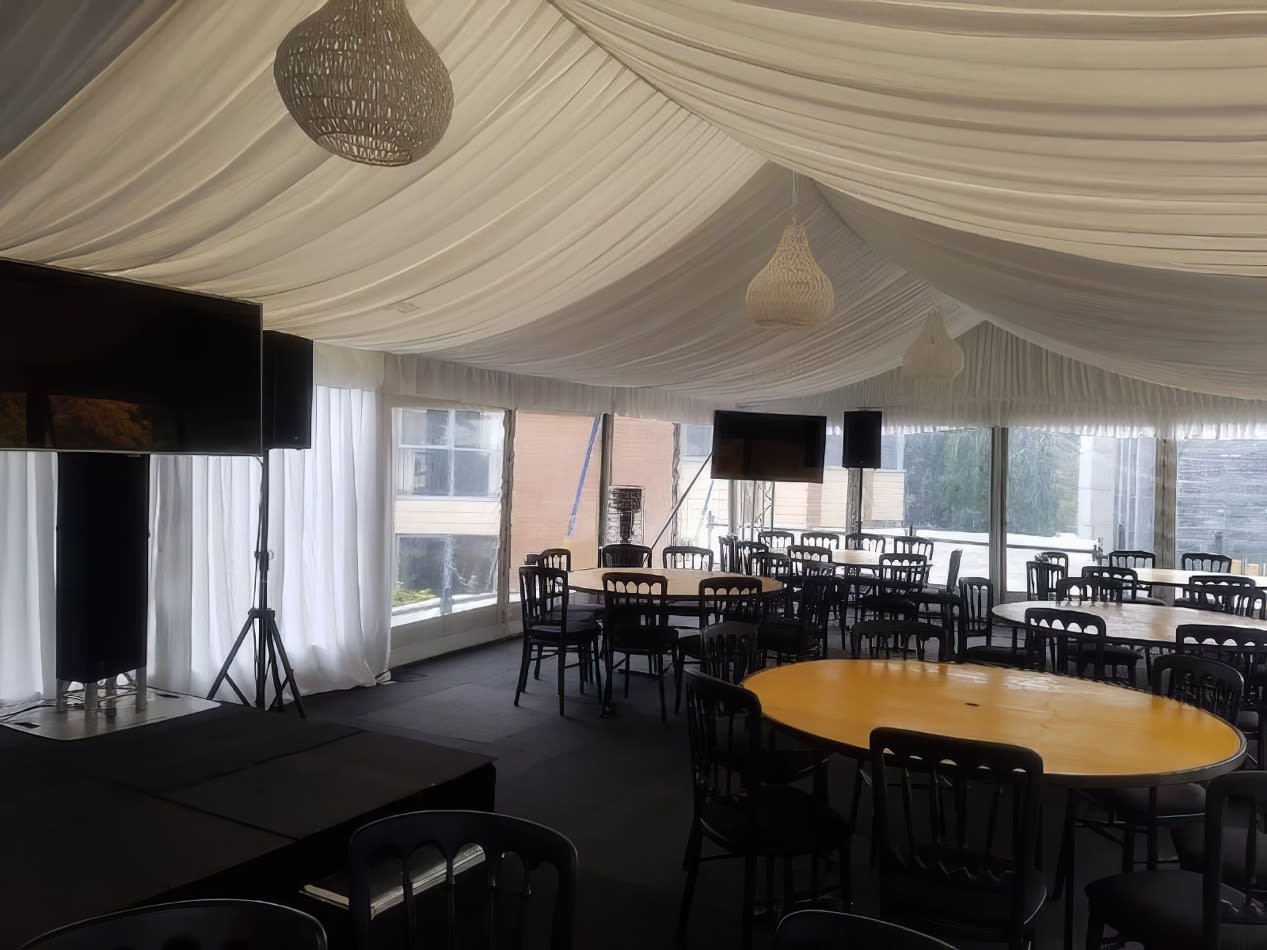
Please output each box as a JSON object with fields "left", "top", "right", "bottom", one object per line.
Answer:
{"left": 0, "top": 259, "right": 262, "bottom": 455}
{"left": 711, "top": 410, "right": 827, "bottom": 483}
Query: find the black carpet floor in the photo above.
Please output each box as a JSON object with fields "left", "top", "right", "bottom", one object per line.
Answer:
{"left": 305, "top": 636, "right": 1142, "bottom": 950}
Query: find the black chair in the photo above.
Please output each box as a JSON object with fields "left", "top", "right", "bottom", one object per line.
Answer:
{"left": 760, "top": 574, "right": 837, "bottom": 663}
{"left": 735, "top": 539, "right": 770, "bottom": 575}
{"left": 675, "top": 575, "right": 765, "bottom": 714}
{"left": 602, "top": 572, "right": 678, "bottom": 722}
{"left": 751, "top": 550, "right": 794, "bottom": 619}
{"left": 1086, "top": 771, "right": 1267, "bottom": 950}
{"left": 1109, "top": 549, "right": 1156, "bottom": 571}
{"left": 759, "top": 528, "right": 797, "bottom": 549}
{"left": 855, "top": 554, "right": 927, "bottom": 623}
{"left": 1092, "top": 654, "right": 1243, "bottom": 873}
{"left": 699, "top": 620, "right": 764, "bottom": 684}
{"left": 844, "top": 532, "right": 887, "bottom": 553}
{"left": 348, "top": 810, "right": 577, "bottom": 950}
{"left": 536, "top": 549, "right": 603, "bottom": 625}
{"left": 870, "top": 728, "right": 1045, "bottom": 949}
{"left": 1178, "top": 624, "right": 1267, "bottom": 769}
{"left": 1233, "top": 588, "right": 1267, "bottom": 620}
{"left": 21, "top": 900, "right": 327, "bottom": 950}
{"left": 1083, "top": 564, "right": 1164, "bottom": 605}
{"left": 774, "top": 910, "right": 954, "bottom": 949}
{"left": 1180, "top": 574, "right": 1256, "bottom": 612}
{"left": 1025, "top": 558, "right": 1065, "bottom": 601}
{"left": 1037, "top": 550, "right": 1071, "bottom": 573}
{"left": 515, "top": 566, "right": 603, "bottom": 716}
{"left": 678, "top": 671, "right": 851, "bottom": 950}
{"left": 801, "top": 530, "right": 842, "bottom": 549}
{"left": 718, "top": 534, "right": 740, "bottom": 572}
{"left": 601, "top": 543, "right": 653, "bottom": 568}
{"left": 1183, "top": 551, "right": 1234, "bottom": 573}
{"left": 892, "top": 535, "right": 934, "bottom": 561}
{"left": 849, "top": 618, "right": 944, "bottom": 662}
{"left": 787, "top": 544, "right": 833, "bottom": 566}
{"left": 958, "top": 576, "right": 1026, "bottom": 667}
{"left": 1024, "top": 606, "right": 1138, "bottom": 683}
{"left": 664, "top": 545, "right": 714, "bottom": 571}
{"left": 1056, "top": 575, "right": 1124, "bottom": 604}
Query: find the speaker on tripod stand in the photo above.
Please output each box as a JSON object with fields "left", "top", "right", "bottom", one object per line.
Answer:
{"left": 208, "top": 331, "right": 313, "bottom": 715}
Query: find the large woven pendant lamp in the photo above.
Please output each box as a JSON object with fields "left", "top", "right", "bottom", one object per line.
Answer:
{"left": 274, "top": 0, "right": 453, "bottom": 167}
{"left": 901, "top": 310, "right": 966, "bottom": 380}
{"left": 746, "top": 173, "right": 835, "bottom": 329}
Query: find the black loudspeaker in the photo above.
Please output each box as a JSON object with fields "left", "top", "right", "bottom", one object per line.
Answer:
{"left": 842, "top": 410, "right": 882, "bottom": 469}
{"left": 263, "top": 330, "right": 313, "bottom": 450}
{"left": 56, "top": 453, "right": 150, "bottom": 683}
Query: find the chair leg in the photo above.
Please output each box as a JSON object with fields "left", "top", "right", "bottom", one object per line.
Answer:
{"left": 624, "top": 655, "right": 631, "bottom": 698}
{"left": 740, "top": 853, "right": 757, "bottom": 950}
{"left": 656, "top": 652, "right": 667, "bottom": 724}
{"left": 674, "top": 648, "right": 685, "bottom": 716}
{"left": 782, "top": 854, "right": 794, "bottom": 917}
{"left": 676, "top": 823, "right": 703, "bottom": 948}
{"left": 591, "top": 638, "right": 603, "bottom": 703}
{"left": 602, "top": 647, "right": 615, "bottom": 717}
{"left": 534, "top": 643, "right": 542, "bottom": 680}
{"left": 514, "top": 636, "right": 532, "bottom": 706}
{"left": 1121, "top": 823, "right": 1135, "bottom": 873}
{"left": 1085, "top": 911, "right": 1106, "bottom": 950}
{"left": 557, "top": 636, "right": 567, "bottom": 717}
{"left": 577, "top": 644, "right": 587, "bottom": 695}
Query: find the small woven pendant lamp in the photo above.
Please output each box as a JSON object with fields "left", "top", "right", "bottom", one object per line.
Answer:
{"left": 274, "top": 0, "right": 453, "bottom": 166}
{"left": 901, "top": 310, "right": 966, "bottom": 380}
{"left": 746, "top": 172, "right": 835, "bottom": 328}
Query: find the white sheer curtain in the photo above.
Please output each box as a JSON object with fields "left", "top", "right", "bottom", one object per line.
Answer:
{"left": 0, "top": 386, "right": 387, "bottom": 705}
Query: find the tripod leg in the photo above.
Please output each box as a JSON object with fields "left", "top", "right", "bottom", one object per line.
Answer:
{"left": 268, "top": 613, "right": 306, "bottom": 718}
{"left": 208, "top": 614, "right": 257, "bottom": 706}
{"left": 265, "top": 625, "right": 286, "bottom": 712}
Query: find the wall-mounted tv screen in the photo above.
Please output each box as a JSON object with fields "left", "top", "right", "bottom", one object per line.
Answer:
{"left": 711, "top": 410, "right": 827, "bottom": 483}
{"left": 0, "top": 259, "right": 262, "bottom": 455}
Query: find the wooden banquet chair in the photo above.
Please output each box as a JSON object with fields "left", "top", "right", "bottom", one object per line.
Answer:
{"left": 515, "top": 565, "right": 603, "bottom": 716}
{"left": 601, "top": 543, "right": 653, "bottom": 568}
{"left": 601, "top": 572, "right": 678, "bottom": 722}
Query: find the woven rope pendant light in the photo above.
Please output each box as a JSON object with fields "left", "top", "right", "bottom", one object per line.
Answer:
{"left": 901, "top": 310, "right": 966, "bottom": 380}
{"left": 746, "top": 173, "right": 835, "bottom": 328}
{"left": 274, "top": 0, "right": 453, "bottom": 167}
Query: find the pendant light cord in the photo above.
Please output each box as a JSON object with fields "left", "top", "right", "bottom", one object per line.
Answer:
{"left": 791, "top": 170, "right": 798, "bottom": 224}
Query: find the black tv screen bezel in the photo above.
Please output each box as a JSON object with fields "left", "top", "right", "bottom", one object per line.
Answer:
{"left": 710, "top": 409, "right": 827, "bottom": 484}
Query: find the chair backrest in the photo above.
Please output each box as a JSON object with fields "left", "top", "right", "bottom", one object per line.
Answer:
{"left": 1183, "top": 552, "right": 1233, "bottom": 573}
{"left": 850, "top": 619, "right": 942, "bottom": 661}
{"left": 663, "top": 545, "right": 714, "bottom": 571}
{"left": 1083, "top": 564, "right": 1148, "bottom": 602}
{"left": 773, "top": 910, "right": 955, "bottom": 950}
{"left": 1025, "top": 559, "right": 1066, "bottom": 600}
{"left": 844, "top": 531, "right": 887, "bottom": 553}
{"left": 519, "top": 565, "right": 573, "bottom": 633}
{"left": 537, "top": 547, "right": 572, "bottom": 571}
{"left": 734, "top": 539, "right": 769, "bottom": 574}
{"left": 601, "top": 543, "right": 653, "bottom": 568}
{"left": 1109, "top": 549, "right": 1156, "bottom": 570}
{"left": 717, "top": 534, "right": 739, "bottom": 573}
{"left": 1187, "top": 574, "right": 1256, "bottom": 612}
{"left": 944, "top": 548, "right": 963, "bottom": 590}
{"left": 1201, "top": 772, "right": 1267, "bottom": 947}
{"left": 758, "top": 529, "right": 797, "bottom": 548}
{"left": 957, "top": 576, "right": 994, "bottom": 642}
{"left": 801, "top": 530, "right": 842, "bottom": 549}
{"left": 699, "top": 622, "right": 763, "bottom": 683}
{"left": 1177, "top": 624, "right": 1267, "bottom": 714}
{"left": 1056, "top": 575, "right": 1123, "bottom": 604}
{"left": 698, "top": 576, "right": 765, "bottom": 627}
{"left": 869, "top": 728, "right": 1043, "bottom": 944}
{"left": 750, "top": 550, "right": 792, "bottom": 582}
{"left": 1150, "top": 653, "right": 1243, "bottom": 725}
{"left": 348, "top": 810, "right": 577, "bottom": 950}
{"left": 1231, "top": 587, "right": 1267, "bottom": 620}
{"left": 682, "top": 670, "right": 762, "bottom": 811}
{"left": 877, "top": 553, "right": 929, "bottom": 590}
{"left": 21, "top": 900, "right": 327, "bottom": 950}
{"left": 1023, "top": 606, "right": 1109, "bottom": 679}
{"left": 892, "top": 535, "right": 934, "bottom": 560}
{"left": 793, "top": 574, "right": 839, "bottom": 639}
{"left": 602, "top": 573, "right": 669, "bottom": 642}
{"left": 787, "top": 544, "right": 832, "bottom": 563}
{"left": 1035, "top": 550, "right": 1070, "bottom": 572}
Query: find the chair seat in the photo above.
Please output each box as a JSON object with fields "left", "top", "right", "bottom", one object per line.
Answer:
{"left": 1074, "top": 641, "right": 1140, "bottom": 664}
{"left": 677, "top": 633, "right": 701, "bottom": 659}
{"left": 1126, "top": 595, "right": 1167, "bottom": 606}
{"left": 882, "top": 853, "right": 1046, "bottom": 932}
{"left": 526, "top": 620, "right": 601, "bottom": 643}
{"left": 1086, "top": 870, "right": 1267, "bottom": 949}
{"left": 1173, "top": 821, "right": 1267, "bottom": 890}
{"left": 758, "top": 621, "right": 817, "bottom": 657}
{"left": 1241, "top": 710, "right": 1260, "bottom": 733}
{"left": 857, "top": 594, "right": 918, "bottom": 614}
{"left": 1100, "top": 783, "right": 1207, "bottom": 821}
{"left": 700, "top": 784, "right": 847, "bottom": 856}
{"left": 962, "top": 643, "right": 1027, "bottom": 667}
{"left": 607, "top": 627, "right": 678, "bottom": 652}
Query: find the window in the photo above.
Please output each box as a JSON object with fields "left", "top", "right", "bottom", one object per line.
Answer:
{"left": 1177, "top": 439, "right": 1267, "bottom": 573}
{"left": 676, "top": 424, "right": 730, "bottom": 550}
{"left": 508, "top": 412, "right": 602, "bottom": 585}
{"left": 392, "top": 407, "right": 505, "bottom": 624}
{"left": 397, "top": 408, "right": 502, "bottom": 497}
{"left": 611, "top": 416, "right": 675, "bottom": 561}
{"left": 1005, "top": 429, "right": 1155, "bottom": 593}
{"left": 865, "top": 428, "right": 992, "bottom": 584}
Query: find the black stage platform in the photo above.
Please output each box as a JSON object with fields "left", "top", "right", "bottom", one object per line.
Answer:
{"left": 0, "top": 702, "right": 495, "bottom": 947}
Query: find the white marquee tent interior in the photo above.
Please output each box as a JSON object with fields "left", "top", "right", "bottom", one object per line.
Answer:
{"left": 2, "top": 0, "right": 1267, "bottom": 702}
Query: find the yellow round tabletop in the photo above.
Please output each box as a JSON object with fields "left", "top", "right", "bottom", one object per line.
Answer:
{"left": 567, "top": 568, "right": 784, "bottom": 600}
{"left": 991, "top": 600, "right": 1267, "bottom": 646}
{"left": 743, "top": 659, "right": 1245, "bottom": 787}
{"left": 1133, "top": 567, "right": 1267, "bottom": 589}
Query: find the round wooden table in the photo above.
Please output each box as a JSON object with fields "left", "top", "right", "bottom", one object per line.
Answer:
{"left": 1133, "top": 567, "right": 1267, "bottom": 589}
{"left": 744, "top": 659, "right": 1244, "bottom": 787}
{"left": 567, "top": 567, "right": 784, "bottom": 600}
{"left": 992, "top": 600, "right": 1267, "bottom": 647}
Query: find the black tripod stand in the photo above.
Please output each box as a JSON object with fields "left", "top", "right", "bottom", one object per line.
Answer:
{"left": 208, "top": 453, "right": 305, "bottom": 716}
